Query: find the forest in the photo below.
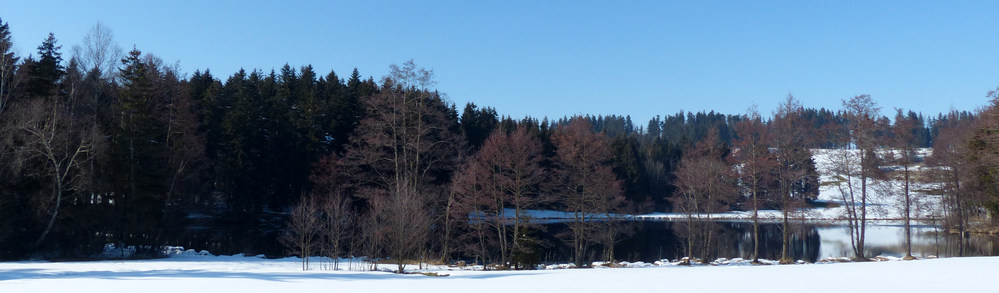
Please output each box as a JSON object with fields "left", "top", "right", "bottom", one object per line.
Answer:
{"left": 0, "top": 19, "right": 997, "bottom": 270}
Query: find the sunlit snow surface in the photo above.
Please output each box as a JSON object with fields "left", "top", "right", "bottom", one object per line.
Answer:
{"left": 1, "top": 252, "right": 995, "bottom": 292}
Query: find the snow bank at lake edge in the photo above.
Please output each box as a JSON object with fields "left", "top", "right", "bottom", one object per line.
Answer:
{"left": 2, "top": 254, "right": 994, "bottom": 293}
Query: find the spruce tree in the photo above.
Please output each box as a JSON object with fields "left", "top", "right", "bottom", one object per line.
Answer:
{"left": 0, "top": 18, "right": 17, "bottom": 114}
{"left": 108, "top": 47, "right": 170, "bottom": 254}
{"left": 459, "top": 102, "right": 499, "bottom": 151}
{"left": 26, "top": 33, "right": 63, "bottom": 98}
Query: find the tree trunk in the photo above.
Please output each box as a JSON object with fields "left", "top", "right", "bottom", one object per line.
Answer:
{"left": 441, "top": 190, "right": 454, "bottom": 264}
{"left": 603, "top": 218, "right": 616, "bottom": 262}
{"left": 858, "top": 162, "right": 868, "bottom": 261}
{"left": 751, "top": 184, "right": 759, "bottom": 263}
{"left": 903, "top": 160, "right": 913, "bottom": 259}
{"left": 33, "top": 178, "right": 63, "bottom": 247}
{"left": 512, "top": 200, "right": 522, "bottom": 268}
{"left": 686, "top": 212, "right": 694, "bottom": 265}
{"left": 780, "top": 209, "right": 791, "bottom": 263}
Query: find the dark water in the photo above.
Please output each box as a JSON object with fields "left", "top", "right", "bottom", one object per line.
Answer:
{"left": 538, "top": 220, "right": 999, "bottom": 263}
{"left": 172, "top": 218, "right": 998, "bottom": 263}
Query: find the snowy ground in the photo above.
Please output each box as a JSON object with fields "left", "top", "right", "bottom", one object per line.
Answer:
{"left": 1, "top": 252, "right": 995, "bottom": 292}
{"left": 810, "top": 148, "right": 941, "bottom": 221}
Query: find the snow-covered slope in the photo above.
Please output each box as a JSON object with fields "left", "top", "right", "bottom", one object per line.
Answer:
{"left": 1, "top": 253, "right": 994, "bottom": 293}
{"left": 630, "top": 148, "right": 943, "bottom": 222}
{"left": 811, "top": 148, "right": 941, "bottom": 221}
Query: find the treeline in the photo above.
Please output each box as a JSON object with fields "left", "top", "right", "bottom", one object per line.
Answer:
{"left": 0, "top": 20, "right": 995, "bottom": 268}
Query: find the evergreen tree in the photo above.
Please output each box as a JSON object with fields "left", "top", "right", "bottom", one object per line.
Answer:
{"left": 326, "top": 68, "right": 373, "bottom": 153}
{"left": 318, "top": 69, "right": 346, "bottom": 151}
{"left": 0, "top": 18, "right": 17, "bottom": 114}
{"left": 459, "top": 102, "right": 498, "bottom": 151}
{"left": 610, "top": 134, "right": 651, "bottom": 211}
{"left": 26, "top": 33, "right": 64, "bottom": 99}
{"left": 105, "top": 47, "right": 171, "bottom": 254}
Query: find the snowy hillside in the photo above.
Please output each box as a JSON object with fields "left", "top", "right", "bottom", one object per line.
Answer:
{"left": 811, "top": 148, "right": 941, "bottom": 221}
{"left": 629, "top": 148, "right": 943, "bottom": 223}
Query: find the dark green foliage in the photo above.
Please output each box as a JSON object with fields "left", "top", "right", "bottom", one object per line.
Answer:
{"left": 104, "top": 48, "right": 173, "bottom": 253}
{"left": 610, "top": 135, "right": 651, "bottom": 211}
{"left": 929, "top": 111, "right": 975, "bottom": 147}
{"left": 180, "top": 64, "right": 378, "bottom": 255}
{"left": 0, "top": 17, "right": 17, "bottom": 113}
{"left": 592, "top": 115, "right": 635, "bottom": 138}
{"left": 459, "top": 102, "right": 498, "bottom": 151}
{"left": 651, "top": 111, "right": 739, "bottom": 145}
{"left": 25, "top": 33, "right": 64, "bottom": 99}
{"left": 966, "top": 96, "right": 999, "bottom": 224}
{"left": 511, "top": 226, "right": 543, "bottom": 269}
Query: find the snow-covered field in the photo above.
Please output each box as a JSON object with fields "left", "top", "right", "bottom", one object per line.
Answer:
{"left": 1, "top": 252, "right": 995, "bottom": 292}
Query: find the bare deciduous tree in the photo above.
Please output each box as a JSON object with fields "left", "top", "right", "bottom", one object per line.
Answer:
{"left": 449, "top": 160, "right": 493, "bottom": 265}
{"left": 281, "top": 196, "right": 321, "bottom": 271}
{"left": 733, "top": 106, "right": 775, "bottom": 263}
{"left": 452, "top": 125, "right": 546, "bottom": 268}
{"left": 341, "top": 60, "right": 461, "bottom": 273}
{"left": 836, "top": 94, "right": 882, "bottom": 260}
{"left": 72, "top": 22, "right": 122, "bottom": 81}
{"left": 319, "top": 192, "right": 353, "bottom": 270}
{"left": 672, "top": 129, "right": 737, "bottom": 264}
{"left": 771, "top": 95, "right": 816, "bottom": 263}
{"left": 890, "top": 109, "right": 920, "bottom": 259}
{"left": 552, "top": 117, "right": 623, "bottom": 267}
{"left": 6, "top": 99, "right": 101, "bottom": 247}
{"left": 366, "top": 181, "right": 431, "bottom": 273}
{"left": 309, "top": 155, "right": 355, "bottom": 270}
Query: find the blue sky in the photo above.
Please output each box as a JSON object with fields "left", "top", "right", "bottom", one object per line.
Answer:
{"left": 4, "top": 0, "right": 998, "bottom": 125}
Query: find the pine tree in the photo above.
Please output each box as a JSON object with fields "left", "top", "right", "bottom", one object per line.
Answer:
{"left": 26, "top": 33, "right": 64, "bottom": 99}
{"left": 0, "top": 17, "right": 18, "bottom": 114}
{"left": 106, "top": 47, "right": 171, "bottom": 254}
{"left": 610, "top": 134, "right": 651, "bottom": 211}
{"left": 324, "top": 68, "right": 370, "bottom": 153}
{"left": 459, "top": 102, "right": 499, "bottom": 151}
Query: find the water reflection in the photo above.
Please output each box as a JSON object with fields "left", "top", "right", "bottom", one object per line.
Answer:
{"left": 816, "top": 224, "right": 999, "bottom": 259}
{"left": 540, "top": 221, "right": 999, "bottom": 263}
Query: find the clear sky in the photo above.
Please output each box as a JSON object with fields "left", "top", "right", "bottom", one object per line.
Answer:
{"left": 4, "top": 0, "right": 998, "bottom": 125}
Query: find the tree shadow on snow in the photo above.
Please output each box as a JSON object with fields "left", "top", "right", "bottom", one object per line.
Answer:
{"left": 0, "top": 268, "right": 534, "bottom": 282}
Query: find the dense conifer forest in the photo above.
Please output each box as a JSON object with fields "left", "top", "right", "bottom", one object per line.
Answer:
{"left": 0, "top": 19, "right": 996, "bottom": 268}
